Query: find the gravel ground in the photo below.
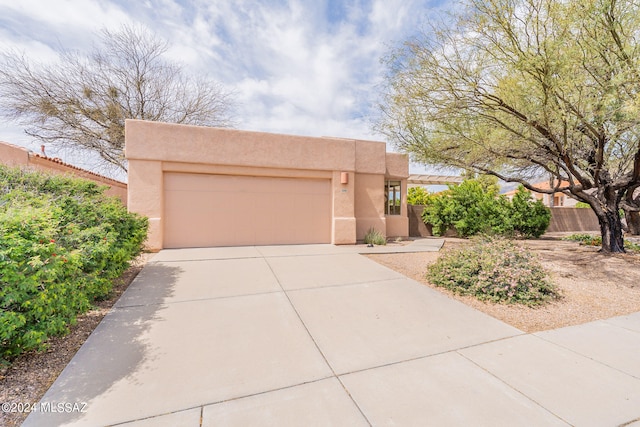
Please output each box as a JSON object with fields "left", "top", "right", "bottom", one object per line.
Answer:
{"left": 366, "top": 237, "right": 640, "bottom": 333}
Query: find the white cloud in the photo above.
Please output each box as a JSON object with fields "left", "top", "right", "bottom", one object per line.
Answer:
{"left": 0, "top": 0, "right": 134, "bottom": 38}
{"left": 0, "top": 0, "right": 442, "bottom": 173}
{"left": 174, "top": 0, "right": 409, "bottom": 140}
{"left": 0, "top": 28, "right": 60, "bottom": 62}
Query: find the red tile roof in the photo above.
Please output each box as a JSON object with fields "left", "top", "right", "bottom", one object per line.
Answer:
{"left": 0, "top": 140, "right": 125, "bottom": 186}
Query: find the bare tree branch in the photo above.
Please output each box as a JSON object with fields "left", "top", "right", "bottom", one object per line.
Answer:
{"left": 376, "top": 0, "right": 640, "bottom": 251}
{"left": 0, "top": 25, "right": 236, "bottom": 172}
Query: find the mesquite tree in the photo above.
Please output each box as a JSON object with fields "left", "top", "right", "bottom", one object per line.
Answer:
{"left": 377, "top": 0, "right": 640, "bottom": 252}
{"left": 0, "top": 25, "right": 235, "bottom": 172}
{"left": 623, "top": 189, "right": 640, "bottom": 234}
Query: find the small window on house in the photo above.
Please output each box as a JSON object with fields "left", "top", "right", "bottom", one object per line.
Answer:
{"left": 385, "top": 180, "right": 401, "bottom": 215}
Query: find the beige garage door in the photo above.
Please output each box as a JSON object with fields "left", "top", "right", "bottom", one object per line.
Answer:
{"left": 163, "top": 173, "right": 332, "bottom": 248}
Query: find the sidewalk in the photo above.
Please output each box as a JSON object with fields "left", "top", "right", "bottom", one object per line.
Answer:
{"left": 23, "top": 241, "right": 640, "bottom": 426}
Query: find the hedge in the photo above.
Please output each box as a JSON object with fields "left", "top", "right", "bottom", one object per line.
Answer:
{"left": 0, "top": 166, "right": 148, "bottom": 364}
{"left": 422, "top": 180, "right": 551, "bottom": 238}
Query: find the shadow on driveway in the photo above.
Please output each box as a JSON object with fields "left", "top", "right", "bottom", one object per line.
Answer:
{"left": 23, "top": 263, "right": 182, "bottom": 427}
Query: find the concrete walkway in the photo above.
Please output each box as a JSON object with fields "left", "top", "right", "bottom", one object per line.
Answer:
{"left": 24, "top": 240, "right": 640, "bottom": 426}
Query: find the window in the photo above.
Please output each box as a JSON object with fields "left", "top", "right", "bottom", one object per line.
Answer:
{"left": 385, "top": 180, "right": 401, "bottom": 215}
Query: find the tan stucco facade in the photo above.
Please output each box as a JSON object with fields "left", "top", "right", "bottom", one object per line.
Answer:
{"left": 125, "top": 119, "right": 408, "bottom": 250}
{"left": 0, "top": 141, "right": 128, "bottom": 204}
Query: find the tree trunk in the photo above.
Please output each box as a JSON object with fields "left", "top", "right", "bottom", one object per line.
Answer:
{"left": 596, "top": 205, "right": 626, "bottom": 253}
{"left": 624, "top": 209, "right": 640, "bottom": 235}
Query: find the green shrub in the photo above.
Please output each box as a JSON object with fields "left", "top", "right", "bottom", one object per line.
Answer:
{"left": 508, "top": 186, "right": 551, "bottom": 238}
{"left": 421, "top": 188, "right": 456, "bottom": 236}
{"left": 363, "top": 227, "right": 386, "bottom": 245}
{"left": 422, "top": 181, "right": 550, "bottom": 238}
{"left": 426, "top": 237, "right": 559, "bottom": 306}
{"left": 562, "top": 233, "right": 599, "bottom": 244}
{"left": 625, "top": 241, "right": 640, "bottom": 253}
{"left": 0, "top": 166, "right": 148, "bottom": 364}
{"left": 407, "top": 187, "right": 432, "bottom": 205}
{"left": 562, "top": 233, "right": 640, "bottom": 252}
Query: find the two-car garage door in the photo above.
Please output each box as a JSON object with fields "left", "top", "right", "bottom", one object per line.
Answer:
{"left": 163, "top": 173, "right": 332, "bottom": 248}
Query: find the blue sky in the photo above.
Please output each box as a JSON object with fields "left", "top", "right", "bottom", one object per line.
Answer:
{"left": 0, "top": 0, "right": 447, "bottom": 176}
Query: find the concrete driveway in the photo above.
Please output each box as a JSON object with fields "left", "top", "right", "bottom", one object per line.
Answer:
{"left": 23, "top": 241, "right": 640, "bottom": 426}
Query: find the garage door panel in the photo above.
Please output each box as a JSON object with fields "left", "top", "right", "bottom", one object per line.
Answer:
{"left": 164, "top": 191, "right": 216, "bottom": 244}
{"left": 163, "top": 173, "right": 331, "bottom": 248}
{"left": 226, "top": 192, "right": 252, "bottom": 245}
{"left": 295, "top": 194, "right": 328, "bottom": 242}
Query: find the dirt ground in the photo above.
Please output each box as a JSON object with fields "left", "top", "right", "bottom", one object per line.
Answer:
{"left": 2, "top": 238, "right": 640, "bottom": 427}
{"left": 0, "top": 253, "right": 153, "bottom": 427}
{"left": 367, "top": 237, "right": 640, "bottom": 333}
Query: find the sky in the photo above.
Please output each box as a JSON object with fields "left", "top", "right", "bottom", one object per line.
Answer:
{"left": 0, "top": 0, "right": 449, "bottom": 178}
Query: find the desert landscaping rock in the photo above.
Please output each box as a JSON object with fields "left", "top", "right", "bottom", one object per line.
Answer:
{"left": 367, "top": 238, "right": 640, "bottom": 332}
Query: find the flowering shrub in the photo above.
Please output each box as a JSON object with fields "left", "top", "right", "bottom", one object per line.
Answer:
{"left": 0, "top": 166, "right": 148, "bottom": 364}
{"left": 426, "top": 237, "right": 559, "bottom": 306}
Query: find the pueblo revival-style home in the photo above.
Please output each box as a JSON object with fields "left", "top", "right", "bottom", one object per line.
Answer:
{"left": 125, "top": 119, "right": 409, "bottom": 251}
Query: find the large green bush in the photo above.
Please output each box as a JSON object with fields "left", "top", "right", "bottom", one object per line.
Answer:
{"left": 0, "top": 166, "right": 148, "bottom": 364}
{"left": 422, "top": 180, "right": 550, "bottom": 238}
{"left": 407, "top": 187, "right": 432, "bottom": 205}
{"left": 427, "top": 237, "right": 559, "bottom": 306}
{"left": 507, "top": 186, "right": 552, "bottom": 238}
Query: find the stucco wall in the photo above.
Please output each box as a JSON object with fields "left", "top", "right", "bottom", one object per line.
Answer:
{"left": 354, "top": 173, "right": 386, "bottom": 240}
{"left": 125, "top": 120, "right": 357, "bottom": 171}
{"left": 408, "top": 205, "right": 432, "bottom": 237}
{"left": 384, "top": 153, "right": 409, "bottom": 238}
{"left": 0, "top": 141, "right": 128, "bottom": 205}
{"left": 385, "top": 152, "right": 409, "bottom": 177}
{"left": 0, "top": 141, "right": 29, "bottom": 165}
{"left": 128, "top": 159, "right": 163, "bottom": 250}
{"left": 547, "top": 207, "right": 600, "bottom": 232}
{"left": 125, "top": 119, "right": 408, "bottom": 249}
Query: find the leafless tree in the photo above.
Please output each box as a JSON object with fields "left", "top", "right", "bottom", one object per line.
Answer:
{"left": 0, "top": 25, "right": 235, "bottom": 172}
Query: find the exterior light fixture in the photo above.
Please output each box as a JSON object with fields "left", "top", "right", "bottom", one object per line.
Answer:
{"left": 340, "top": 172, "right": 349, "bottom": 184}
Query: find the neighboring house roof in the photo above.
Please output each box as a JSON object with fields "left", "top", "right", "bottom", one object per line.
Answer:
{"left": 0, "top": 140, "right": 126, "bottom": 186}
{"left": 503, "top": 180, "right": 571, "bottom": 197}
{"left": 0, "top": 140, "right": 127, "bottom": 205}
{"left": 31, "top": 152, "right": 127, "bottom": 186}
{"left": 529, "top": 180, "right": 572, "bottom": 192}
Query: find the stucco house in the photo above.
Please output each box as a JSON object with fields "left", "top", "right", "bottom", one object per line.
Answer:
{"left": 125, "top": 119, "right": 409, "bottom": 251}
{"left": 0, "top": 140, "right": 127, "bottom": 204}
{"left": 504, "top": 180, "right": 579, "bottom": 208}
